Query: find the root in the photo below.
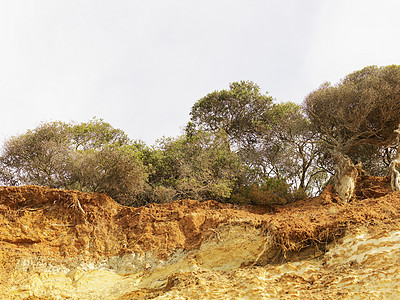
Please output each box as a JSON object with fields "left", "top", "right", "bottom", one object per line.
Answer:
{"left": 251, "top": 234, "right": 272, "bottom": 267}
{"left": 68, "top": 196, "right": 86, "bottom": 215}
{"left": 75, "top": 199, "right": 86, "bottom": 215}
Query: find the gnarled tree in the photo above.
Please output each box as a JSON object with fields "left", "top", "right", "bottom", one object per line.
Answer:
{"left": 304, "top": 65, "right": 400, "bottom": 202}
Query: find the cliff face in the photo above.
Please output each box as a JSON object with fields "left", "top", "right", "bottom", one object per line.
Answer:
{"left": 1, "top": 176, "right": 400, "bottom": 299}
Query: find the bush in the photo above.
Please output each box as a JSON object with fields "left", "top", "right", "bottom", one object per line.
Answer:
{"left": 142, "top": 130, "right": 244, "bottom": 202}
{"left": 230, "top": 177, "right": 305, "bottom": 205}
{"left": 0, "top": 119, "right": 148, "bottom": 205}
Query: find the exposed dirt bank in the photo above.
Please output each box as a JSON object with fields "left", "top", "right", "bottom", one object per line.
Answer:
{"left": 1, "top": 175, "right": 400, "bottom": 299}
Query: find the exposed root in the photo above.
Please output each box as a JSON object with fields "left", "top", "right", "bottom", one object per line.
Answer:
{"left": 251, "top": 234, "right": 273, "bottom": 267}
{"left": 75, "top": 198, "right": 86, "bottom": 215}
{"left": 68, "top": 195, "right": 86, "bottom": 215}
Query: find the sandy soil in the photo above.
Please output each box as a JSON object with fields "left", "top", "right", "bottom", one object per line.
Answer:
{"left": 1, "top": 175, "right": 400, "bottom": 299}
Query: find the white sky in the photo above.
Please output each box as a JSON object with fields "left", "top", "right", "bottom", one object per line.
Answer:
{"left": 0, "top": 0, "right": 399, "bottom": 145}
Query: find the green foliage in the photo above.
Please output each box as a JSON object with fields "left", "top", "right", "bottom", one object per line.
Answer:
{"left": 305, "top": 65, "right": 400, "bottom": 155}
{"left": 0, "top": 119, "right": 147, "bottom": 205}
{"left": 3, "top": 68, "right": 398, "bottom": 207}
{"left": 0, "top": 122, "right": 71, "bottom": 187}
{"left": 68, "top": 146, "right": 147, "bottom": 205}
{"left": 190, "top": 80, "right": 274, "bottom": 148}
{"left": 230, "top": 177, "right": 304, "bottom": 206}
{"left": 262, "top": 102, "right": 327, "bottom": 193}
{"left": 140, "top": 130, "right": 244, "bottom": 203}
{"left": 189, "top": 81, "right": 327, "bottom": 197}
{"left": 68, "top": 117, "right": 130, "bottom": 150}
{"left": 304, "top": 65, "right": 400, "bottom": 197}
{"left": 347, "top": 144, "right": 395, "bottom": 177}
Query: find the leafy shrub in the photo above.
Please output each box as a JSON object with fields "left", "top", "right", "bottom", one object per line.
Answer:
{"left": 141, "top": 130, "right": 244, "bottom": 202}
{"left": 230, "top": 177, "right": 305, "bottom": 205}
{"left": 0, "top": 119, "right": 147, "bottom": 205}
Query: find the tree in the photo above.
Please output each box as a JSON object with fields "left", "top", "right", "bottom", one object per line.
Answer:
{"left": 69, "top": 146, "right": 146, "bottom": 205}
{"left": 142, "top": 130, "right": 243, "bottom": 202}
{"left": 0, "top": 119, "right": 147, "bottom": 205}
{"left": 189, "top": 80, "right": 277, "bottom": 184}
{"left": 190, "top": 81, "right": 274, "bottom": 150}
{"left": 68, "top": 117, "right": 130, "bottom": 150}
{"left": 265, "top": 102, "right": 328, "bottom": 194}
{"left": 304, "top": 65, "right": 400, "bottom": 201}
{"left": 0, "top": 122, "right": 71, "bottom": 187}
{"left": 190, "top": 81, "right": 325, "bottom": 198}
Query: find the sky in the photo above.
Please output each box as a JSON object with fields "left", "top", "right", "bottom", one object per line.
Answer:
{"left": 0, "top": 0, "right": 399, "bottom": 145}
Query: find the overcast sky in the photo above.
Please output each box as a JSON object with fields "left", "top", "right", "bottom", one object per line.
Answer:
{"left": 1, "top": 0, "right": 399, "bottom": 145}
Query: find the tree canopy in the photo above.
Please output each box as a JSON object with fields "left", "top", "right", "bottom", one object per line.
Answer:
{"left": 304, "top": 65, "right": 400, "bottom": 201}
{"left": 190, "top": 80, "right": 274, "bottom": 149}
{"left": 148, "top": 130, "right": 242, "bottom": 202}
{"left": 190, "top": 81, "right": 325, "bottom": 197}
{"left": 304, "top": 65, "right": 400, "bottom": 154}
{"left": 1, "top": 66, "right": 400, "bottom": 206}
{"left": 0, "top": 119, "right": 147, "bottom": 205}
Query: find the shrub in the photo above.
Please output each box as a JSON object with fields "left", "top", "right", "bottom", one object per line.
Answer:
{"left": 0, "top": 119, "right": 147, "bottom": 205}
{"left": 230, "top": 177, "right": 305, "bottom": 205}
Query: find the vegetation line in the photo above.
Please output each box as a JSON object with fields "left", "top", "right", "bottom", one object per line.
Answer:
{"left": 0, "top": 65, "right": 399, "bottom": 206}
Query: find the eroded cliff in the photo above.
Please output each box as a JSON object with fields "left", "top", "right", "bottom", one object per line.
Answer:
{"left": 1, "top": 175, "right": 400, "bottom": 299}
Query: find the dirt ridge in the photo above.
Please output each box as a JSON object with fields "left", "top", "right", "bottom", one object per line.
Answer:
{"left": 1, "top": 176, "right": 400, "bottom": 299}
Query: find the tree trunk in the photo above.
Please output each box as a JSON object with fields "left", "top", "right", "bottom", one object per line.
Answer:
{"left": 390, "top": 126, "right": 400, "bottom": 191}
{"left": 333, "top": 151, "right": 359, "bottom": 203}
{"left": 389, "top": 151, "right": 400, "bottom": 191}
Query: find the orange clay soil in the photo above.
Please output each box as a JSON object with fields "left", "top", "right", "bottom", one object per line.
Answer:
{"left": 0, "top": 174, "right": 399, "bottom": 265}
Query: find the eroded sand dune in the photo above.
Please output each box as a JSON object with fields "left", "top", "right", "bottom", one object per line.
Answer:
{"left": 1, "top": 176, "right": 400, "bottom": 299}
